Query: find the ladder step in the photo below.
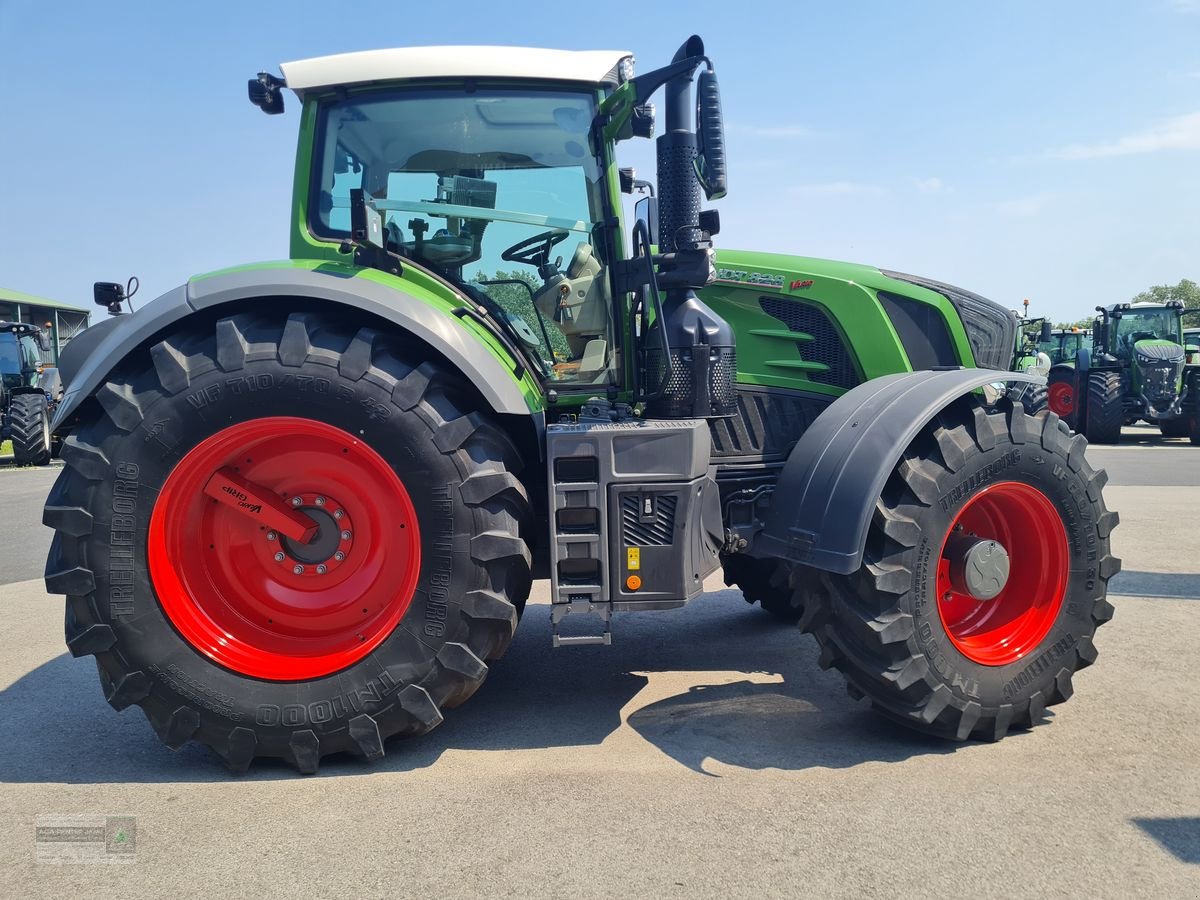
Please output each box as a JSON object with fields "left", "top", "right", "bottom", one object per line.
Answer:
{"left": 552, "top": 634, "right": 612, "bottom": 648}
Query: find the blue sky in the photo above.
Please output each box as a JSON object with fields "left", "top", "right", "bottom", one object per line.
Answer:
{"left": 1, "top": 0, "right": 1197, "bottom": 322}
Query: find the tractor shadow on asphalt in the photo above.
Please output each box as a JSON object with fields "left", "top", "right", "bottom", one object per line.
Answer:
{"left": 1, "top": 588, "right": 973, "bottom": 783}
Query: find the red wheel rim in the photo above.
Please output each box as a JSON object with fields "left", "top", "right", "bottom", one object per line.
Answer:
{"left": 1048, "top": 381, "right": 1074, "bottom": 416}
{"left": 148, "top": 417, "right": 421, "bottom": 680}
{"left": 935, "top": 481, "right": 1068, "bottom": 667}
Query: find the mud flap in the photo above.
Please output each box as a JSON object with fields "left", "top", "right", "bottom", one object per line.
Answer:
{"left": 752, "top": 368, "right": 1043, "bottom": 574}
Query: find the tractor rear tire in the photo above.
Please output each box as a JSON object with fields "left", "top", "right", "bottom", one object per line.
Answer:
{"left": 1045, "top": 369, "right": 1077, "bottom": 429}
{"left": 1014, "top": 383, "right": 1047, "bottom": 417}
{"left": 42, "top": 310, "right": 532, "bottom": 773}
{"left": 10, "top": 392, "right": 52, "bottom": 465}
{"left": 1084, "top": 371, "right": 1123, "bottom": 444}
{"left": 1159, "top": 417, "right": 1189, "bottom": 438}
{"left": 793, "top": 398, "right": 1119, "bottom": 741}
{"left": 722, "top": 555, "right": 799, "bottom": 621}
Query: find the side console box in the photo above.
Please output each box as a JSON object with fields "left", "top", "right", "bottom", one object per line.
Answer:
{"left": 546, "top": 417, "right": 723, "bottom": 614}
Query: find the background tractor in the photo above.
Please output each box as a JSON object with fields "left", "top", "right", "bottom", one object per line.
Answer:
{"left": 1048, "top": 300, "right": 1200, "bottom": 443}
{"left": 1, "top": 322, "right": 62, "bottom": 465}
{"left": 42, "top": 38, "right": 1118, "bottom": 773}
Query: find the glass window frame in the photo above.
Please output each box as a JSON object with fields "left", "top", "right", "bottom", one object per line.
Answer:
{"left": 305, "top": 81, "right": 627, "bottom": 393}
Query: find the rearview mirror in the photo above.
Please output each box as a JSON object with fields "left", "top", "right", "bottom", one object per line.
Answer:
{"left": 634, "top": 196, "right": 659, "bottom": 246}
{"left": 694, "top": 69, "right": 727, "bottom": 201}
{"left": 1040, "top": 321, "right": 1052, "bottom": 343}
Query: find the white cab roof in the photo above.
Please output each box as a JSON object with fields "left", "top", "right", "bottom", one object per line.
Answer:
{"left": 281, "top": 46, "right": 632, "bottom": 94}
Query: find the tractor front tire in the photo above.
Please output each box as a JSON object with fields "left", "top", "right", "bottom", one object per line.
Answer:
{"left": 10, "top": 392, "right": 52, "bottom": 465}
{"left": 1159, "top": 417, "right": 1189, "bottom": 438}
{"left": 722, "top": 555, "right": 799, "bottom": 621}
{"left": 43, "top": 310, "right": 532, "bottom": 773}
{"left": 1084, "top": 371, "right": 1123, "bottom": 444}
{"left": 795, "top": 399, "right": 1119, "bottom": 741}
{"left": 1189, "top": 373, "right": 1200, "bottom": 446}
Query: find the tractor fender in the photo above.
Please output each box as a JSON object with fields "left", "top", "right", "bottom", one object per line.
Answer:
{"left": 753, "top": 368, "right": 1045, "bottom": 575}
{"left": 52, "top": 267, "right": 537, "bottom": 430}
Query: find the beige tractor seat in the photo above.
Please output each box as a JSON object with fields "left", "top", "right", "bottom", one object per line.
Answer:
{"left": 533, "top": 243, "right": 610, "bottom": 344}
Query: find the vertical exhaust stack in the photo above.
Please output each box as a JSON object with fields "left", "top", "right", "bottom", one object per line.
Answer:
{"left": 644, "top": 36, "right": 736, "bottom": 420}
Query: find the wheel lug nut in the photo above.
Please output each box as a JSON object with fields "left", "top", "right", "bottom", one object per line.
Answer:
{"left": 274, "top": 552, "right": 285, "bottom": 562}
{"left": 341, "top": 530, "right": 352, "bottom": 541}
{"left": 266, "top": 531, "right": 278, "bottom": 542}
{"left": 316, "top": 564, "right": 327, "bottom": 574}
{"left": 291, "top": 496, "right": 302, "bottom": 507}
{"left": 293, "top": 564, "right": 304, "bottom": 575}
{"left": 315, "top": 496, "right": 326, "bottom": 507}
{"left": 334, "top": 509, "right": 344, "bottom": 520}
{"left": 334, "top": 551, "right": 345, "bottom": 561}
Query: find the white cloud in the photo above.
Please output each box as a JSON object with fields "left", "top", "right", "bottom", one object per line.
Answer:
{"left": 911, "top": 176, "right": 948, "bottom": 194}
{"left": 789, "top": 181, "right": 885, "bottom": 196}
{"left": 995, "top": 193, "right": 1055, "bottom": 217}
{"left": 1047, "top": 110, "right": 1200, "bottom": 159}
{"left": 1168, "top": 0, "right": 1200, "bottom": 12}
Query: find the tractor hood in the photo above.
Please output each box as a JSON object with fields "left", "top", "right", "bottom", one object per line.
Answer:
{"left": 880, "top": 271, "right": 1016, "bottom": 370}
{"left": 1133, "top": 339, "right": 1185, "bottom": 363}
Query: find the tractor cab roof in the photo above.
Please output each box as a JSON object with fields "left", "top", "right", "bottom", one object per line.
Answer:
{"left": 280, "top": 46, "right": 633, "bottom": 96}
{"left": 0, "top": 321, "right": 43, "bottom": 336}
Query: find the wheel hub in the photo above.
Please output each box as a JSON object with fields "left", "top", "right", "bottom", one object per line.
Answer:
{"left": 274, "top": 495, "right": 356, "bottom": 573}
{"left": 945, "top": 534, "right": 1010, "bottom": 601}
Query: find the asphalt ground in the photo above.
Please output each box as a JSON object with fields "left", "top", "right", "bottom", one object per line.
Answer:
{"left": 1, "top": 426, "right": 1198, "bottom": 898}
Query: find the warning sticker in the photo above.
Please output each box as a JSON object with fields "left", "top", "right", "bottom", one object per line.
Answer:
{"left": 626, "top": 547, "right": 640, "bottom": 570}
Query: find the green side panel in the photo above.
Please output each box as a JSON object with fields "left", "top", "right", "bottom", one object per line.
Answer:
{"left": 191, "top": 258, "right": 544, "bottom": 412}
{"left": 702, "top": 249, "right": 977, "bottom": 396}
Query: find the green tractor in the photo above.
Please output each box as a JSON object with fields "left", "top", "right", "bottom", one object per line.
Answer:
{"left": 1, "top": 321, "right": 62, "bottom": 465}
{"left": 1047, "top": 301, "right": 1200, "bottom": 443}
{"left": 43, "top": 38, "right": 1119, "bottom": 773}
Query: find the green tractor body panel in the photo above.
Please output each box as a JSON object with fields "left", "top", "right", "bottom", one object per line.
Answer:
{"left": 701, "top": 250, "right": 981, "bottom": 395}
{"left": 1130, "top": 338, "right": 1187, "bottom": 398}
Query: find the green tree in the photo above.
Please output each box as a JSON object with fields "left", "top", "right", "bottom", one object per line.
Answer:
{"left": 469, "top": 269, "right": 571, "bottom": 359}
{"left": 1130, "top": 278, "right": 1200, "bottom": 309}
{"left": 1054, "top": 316, "right": 1094, "bottom": 330}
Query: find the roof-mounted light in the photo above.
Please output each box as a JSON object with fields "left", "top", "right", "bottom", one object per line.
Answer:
{"left": 618, "top": 55, "right": 635, "bottom": 84}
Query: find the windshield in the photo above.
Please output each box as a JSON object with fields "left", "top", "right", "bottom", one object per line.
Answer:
{"left": 312, "top": 87, "right": 616, "bottom": 385}
{"left": 0, "top": 335, "right": 21, "bottom": 382}
{"left": 1115, "top": 309, "right": 1181, "bottom": 349}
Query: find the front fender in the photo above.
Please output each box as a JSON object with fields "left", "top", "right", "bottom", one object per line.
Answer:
{"left": 52, "top": 266, "right": 539, "bottom": 430}
{"left": 753, "top": 368, "right": 1044, "bottom": 574}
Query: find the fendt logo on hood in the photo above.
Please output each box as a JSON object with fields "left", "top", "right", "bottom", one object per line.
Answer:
{"left": 221, "top": 484, "right": 263, "bottom": 514}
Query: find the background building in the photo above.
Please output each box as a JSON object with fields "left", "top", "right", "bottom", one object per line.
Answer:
{"left": 0, "top": 288, "right": 90, "bottom": 364}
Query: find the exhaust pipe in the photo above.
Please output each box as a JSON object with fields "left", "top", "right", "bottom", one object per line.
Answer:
{"left": 644, "top": 36, "right": 736, "bottom": 420}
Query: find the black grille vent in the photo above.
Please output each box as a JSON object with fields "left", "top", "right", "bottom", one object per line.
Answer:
{"left": 621, "top": 494, "right": 678, "bottom": 546}
{"left": 709, "top": 387, "right": 830, "bottom": 461}
{"left": 758, "top": 297, "right": 860, "bottom": 389}
{"left": 877, "top": 291, "right": 958, "bottom": 370}
{"left": 881, "top": 270, "right": 1015, "bottom": 370}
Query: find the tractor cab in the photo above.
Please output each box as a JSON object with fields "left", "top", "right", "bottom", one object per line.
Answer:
{"left": 1050, "top": 328, "right": 1089, "bottom": 365}
{"left": 0, "top": 322, "right": 48, "bottom": 390}
{"left": 1099, "top": 302, "right": 1184, "bottom": 358}
{"left": 256, "top": 43, "right": 730, "bottom": 403}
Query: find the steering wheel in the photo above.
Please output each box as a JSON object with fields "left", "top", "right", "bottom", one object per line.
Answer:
{"left": 501, "top": 230, "right": 570, "bottom": 269}
{"left": 1128, "top": 330, "right": 1157, "bottom": 344}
